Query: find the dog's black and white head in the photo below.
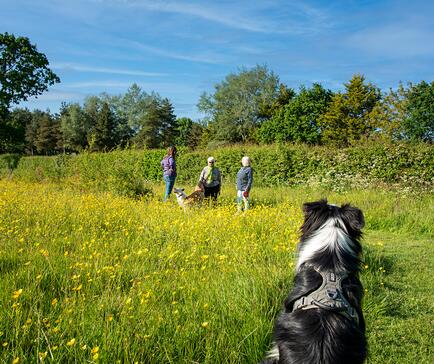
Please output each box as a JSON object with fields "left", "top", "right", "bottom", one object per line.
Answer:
{"left": 173, "top": 187, "right": 187, "bottom": 199}
{"left": 296, "top": 199, "right": 364, "bottom": 273}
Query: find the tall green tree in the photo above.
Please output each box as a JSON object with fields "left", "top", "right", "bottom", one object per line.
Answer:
{"left": 34, "top": 111, "right": 59, "bottom": 155}
{"left": 370, "top": 83, "right": 409, "bottom": 141}
{"left": 25, "top": 110, "right": 39, "bottom": 155}
{"left": 91, "top": 102, "right": 117, "bottom": 151}
{"left": 175, "top": 117, "right": 203, "bottom": 149}
{"left": 257, "top": 84, "right": 333, "bottom": 144}
{"left": 134, "top": 98, "right": 161, "bottom": 148}
{"left": 59, "top": 103, "right": 91, "bottom": 151}
{"left": 258, "top": 83, "right": 296, "bottom": 120}
{"left": 159, "top": 98, "right": 178, "bottom": 147}
{"left": 0, "top": 32, "right": 60, "bottom": 118}
{"left": 319, "top": 74, "right": 381, "bottom": 146}
{"left": 404, "top": 81, "right": 434, "bottom": 142}
{"left": 0, "top": 107, "right": 32, "bottom": 153}
{"left": 197, "top": 65, "right": 281, "bottom": 143}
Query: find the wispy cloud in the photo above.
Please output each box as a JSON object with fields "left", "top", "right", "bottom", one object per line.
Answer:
{"left": 52, "top": 62, "right": 167, "bottom": 77}
{"left": 123, "top": 40, "right": 228, "bottom": 64}
{"left": 27, "top": 90, "right": 84, "bottom": 102}
{"left": 105, "top": 0, "right": 329, "bottom": 35}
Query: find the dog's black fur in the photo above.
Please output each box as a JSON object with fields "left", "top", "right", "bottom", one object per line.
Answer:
{"left": 261, "top": 199, "right": 367, "bottom": 364}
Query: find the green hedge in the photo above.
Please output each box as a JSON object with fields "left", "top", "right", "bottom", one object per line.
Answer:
{"left": 1, "top": 143, "right": 433, "bottom": 196}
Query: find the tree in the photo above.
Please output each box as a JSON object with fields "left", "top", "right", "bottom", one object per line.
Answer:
{"left": 0, "top": 107, "right": 32, "bottom": 153}
{"left": 257, "top": 84, "right": 333, "bottom": 144}
{"left": 176, "top": 117, "right": 204, "bottom": 149}
{"left": 59, "top": 103, "right": 91, "bottom": 151}
{"left": 34, "top": 111, "right": 59, "bottom": 155}
{"left": 404, "top": 81, "right": 434, "bottom": 142}
{"left": 369, "top": 83, "right": 409, "bottom": 141}
{"left": 159, "top": 98, "right": 178, "bottom": 147}
{"left": 25, "top": 110, "right": 39, "bottom": 155}
{"left": 197, "top": 65, "right": 281, "bottom": 143}
{"left": 91, "top": 102, "right": 117, "bottom": 151}
{"left": 319, "top": 75, "right": 381, "bottom": 146}
{"left": 134, "top": 98, "right": 162, "bottom": 148}
{"left": 0, "top": 32, "right": 60, "bottom": 118}
{"left": 258, "top": 83, "right": 296, "bottom": 120}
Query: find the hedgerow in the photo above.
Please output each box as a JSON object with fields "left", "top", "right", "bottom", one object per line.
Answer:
{"left": 1, "top": 142, "right": 432, "bottom": 196}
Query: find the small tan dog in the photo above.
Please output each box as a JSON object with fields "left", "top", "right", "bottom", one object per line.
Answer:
{"left": 174, "top": 183, "right": 204, "bottom": 210}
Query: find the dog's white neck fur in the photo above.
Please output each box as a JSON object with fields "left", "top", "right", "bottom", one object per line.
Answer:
{"left": 296, "top": 217, "right": 355, "bottom": 271}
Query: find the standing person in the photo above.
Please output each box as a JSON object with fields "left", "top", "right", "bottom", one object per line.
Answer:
{"left": 199, "top": 156, "right": 222, "bottom": 202}
{"left": 161, "top": 146, "right": 177, "bottom": 201}
{"left": 236, "top": 156, "right": 253, "bottom": 213}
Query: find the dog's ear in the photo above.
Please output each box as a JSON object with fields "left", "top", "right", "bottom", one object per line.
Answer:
{"left": 302, "top": 199, "right": 328, "bottom": 219}
{"left": 340, "top": 204, "right": 365, "bottom": 231}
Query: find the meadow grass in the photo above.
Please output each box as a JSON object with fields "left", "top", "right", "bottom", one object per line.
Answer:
{"left": 0, "top": 180, "right": 432, "bottom": 363}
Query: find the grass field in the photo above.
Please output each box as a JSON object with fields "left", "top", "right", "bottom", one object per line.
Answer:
{"left": 0, "top": 180, "right": 433, "bottom": 363}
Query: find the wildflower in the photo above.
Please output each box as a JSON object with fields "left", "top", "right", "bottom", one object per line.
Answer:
{"left": 12, "top": 289, "right": 23, "bottom": 299}
{"left": 201, "top": 322, "right": 209, "bottom": 328}
{"left": 91, "top": 346, "right": 99, "bottom": 354}
{"left": 51, "top": 298, "right": 58, "bottom": 306}
{"left": 39, "top": 351, "right": 48, "bottom": 360}
{"left": 66, "top": 338, "right": 76, "bottom": 346}
{"left": 12, "top": 358, "right": 19, "bottom": 364}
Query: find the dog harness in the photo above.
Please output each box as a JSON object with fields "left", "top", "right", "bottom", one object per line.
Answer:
{"left": 292, "top": 269, "right": 359, "bottom": 325}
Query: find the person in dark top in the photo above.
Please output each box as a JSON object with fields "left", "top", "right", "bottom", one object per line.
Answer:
{"left": 236, "top": 156, "right": 253, "bottom": 213}
{"left": 160, "top": 146, "right": 177, "bottom": 201}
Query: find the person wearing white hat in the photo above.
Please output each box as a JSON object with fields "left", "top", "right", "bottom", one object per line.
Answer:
{"left": 236, "top": 156, "right": 253, "bottom": 213}
{"left": 199, "top": 156, "right": 222, "bottom": 201}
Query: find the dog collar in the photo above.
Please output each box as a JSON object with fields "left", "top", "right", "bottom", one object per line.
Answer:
{"left": 292, "top": 269, "right": 359, "bottom": 325}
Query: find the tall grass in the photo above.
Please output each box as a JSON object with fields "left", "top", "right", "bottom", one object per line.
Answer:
{"left": 0, "top": 181, "right": 432, "bottom": 363}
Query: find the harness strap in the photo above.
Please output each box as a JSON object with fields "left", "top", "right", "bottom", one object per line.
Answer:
{"left": 292, "top": 269, "right": 359, "bottom": 325}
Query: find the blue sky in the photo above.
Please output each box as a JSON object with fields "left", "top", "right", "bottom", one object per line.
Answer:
{"left": 2, "top": 0, "right": 433, "bottom": 120}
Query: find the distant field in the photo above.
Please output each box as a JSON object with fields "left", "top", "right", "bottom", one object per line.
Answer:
{"left": 0, "top": 181, "right": 432, "bottom": 363}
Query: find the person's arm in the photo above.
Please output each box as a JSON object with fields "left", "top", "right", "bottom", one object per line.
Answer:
{"left": 245, "top": 168, "right": 253, "bottom": 192}
{"left": 199, "top": 168, "right": 206, "bottom": 184}
{"left": 217, "top": 169, "right": 222, "bottom": 185}
{"left": 168, "top": 157, "right": 175, "bottom": 174}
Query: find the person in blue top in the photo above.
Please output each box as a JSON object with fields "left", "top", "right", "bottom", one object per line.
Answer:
{"left": 236, "top": 156, "right": 253, "bottom": 213}
{"left": 160, "top": 146, "right": 177, "bottom": 201}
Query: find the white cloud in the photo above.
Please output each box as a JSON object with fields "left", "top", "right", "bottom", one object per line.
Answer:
{"left": 52, "top": 63, "right": 167, "bottom": 77}
{"left": 105, "top": 0, "right": 329, "bottom": 35}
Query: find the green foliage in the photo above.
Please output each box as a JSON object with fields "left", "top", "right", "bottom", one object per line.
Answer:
{"left": 257, "top": 84, "right": 333, "bottom": 144}
{"left": 404, "top": 80, "right": 434, "bottom": 142}
{"left": 0, "top": 153, "right": 21, "bottom": 177}
{"left": 3, "top": 143, "right": 432, "bottom": 196}
{"left": 91, "top": 102, "right": 118, "bottom": 151}
{"left": 59, "top": 103, "right": 91, "bottom": 152}
{"left": 320, "top": 75, "right": 381, "bottom": 146}
{"left": 34, "top": 111, "right": 61, "bottom": 155}
{"left": 0, "top": 108, "right": 31, "bottom": 153}
{"left": 0, "top": 32, "right": 60, "bottom": 117}
{"left": 198, "top": 65, "right": 281, "bottom": 142}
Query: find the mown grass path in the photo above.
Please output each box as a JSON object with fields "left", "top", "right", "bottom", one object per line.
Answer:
{"left": 364, "top": 232, "right": 433, "bottom": 364}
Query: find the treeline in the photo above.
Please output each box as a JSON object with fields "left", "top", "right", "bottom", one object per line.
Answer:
{"left": 0, "top": 85, "right": 203, "bottom": 154}
{"left": 1, "top": 66, "right": 433, "bottom": 155}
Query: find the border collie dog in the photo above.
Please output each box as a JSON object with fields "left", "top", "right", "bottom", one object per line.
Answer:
{"left": 261, "top": 199, "right": 367, "bottom": 364}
